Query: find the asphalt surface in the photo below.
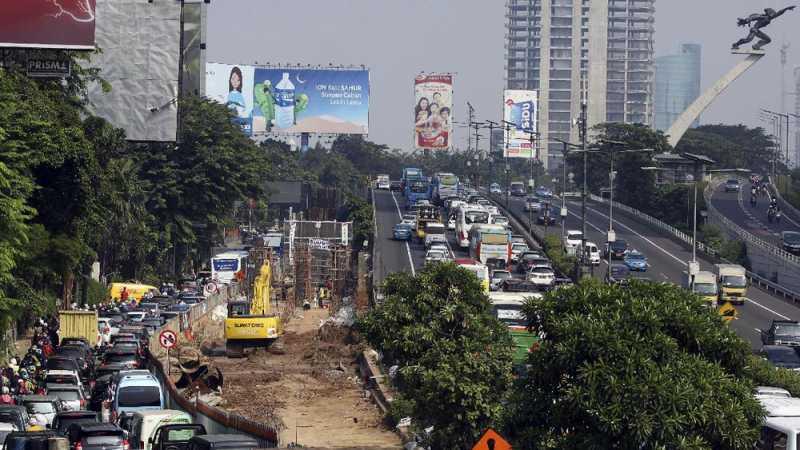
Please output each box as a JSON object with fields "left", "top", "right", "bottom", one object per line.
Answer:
{"left": 710, "top": 183, "right": 800, "bottom": 246}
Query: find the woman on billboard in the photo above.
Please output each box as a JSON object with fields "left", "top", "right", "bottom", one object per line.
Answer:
{"left": 226, "top": 66, "right": 247, "bottom": 119}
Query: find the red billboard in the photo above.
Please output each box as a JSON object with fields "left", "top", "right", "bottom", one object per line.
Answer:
{"left": 0, "top": 0, "right": 96, "bottom": 49}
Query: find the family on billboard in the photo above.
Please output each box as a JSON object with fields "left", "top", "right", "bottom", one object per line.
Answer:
{"left": 414, "top": 74, "right": 453, "bottom": 150}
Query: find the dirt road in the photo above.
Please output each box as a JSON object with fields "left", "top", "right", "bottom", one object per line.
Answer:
{"left": 212, "top": 307, "right": 400, "bottom": 448}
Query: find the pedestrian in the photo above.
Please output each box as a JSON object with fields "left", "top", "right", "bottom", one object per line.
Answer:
{"left": 120, "top": 286, "right": 129, "bottom": 302}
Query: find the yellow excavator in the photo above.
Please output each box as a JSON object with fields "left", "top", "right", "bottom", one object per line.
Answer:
{"left": 224, "top": 259, "right": 283, "bottom": 357}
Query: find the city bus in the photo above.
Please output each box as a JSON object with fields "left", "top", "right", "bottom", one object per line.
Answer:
{"left": 468, "top": 224, "right": 511, "bottom": 268}
{"left": 406, "top": 179, "right": 431, "bottom": 205}
{"left": 455, "top": 258, "right": 490, "bottom": 293}
{"left": 489, "top": 292, "right": 542, "bottom": 365}
{"left": 432, "top": 172, "right": 460, "bottom": 205}
{"left": 211, "top": 251, "right": 249, "bottom": 285}
{"left": 455, "top": 205, "right": 490, "bottom": 249}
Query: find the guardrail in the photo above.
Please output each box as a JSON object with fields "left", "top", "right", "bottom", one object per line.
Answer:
{"left": 767, "top": 176, "right": 800, "bottom": 225}
{"left": 589, "top": 183, "right": 800, "bottom": 304}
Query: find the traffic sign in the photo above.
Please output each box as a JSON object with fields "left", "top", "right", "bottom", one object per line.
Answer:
{"left": 159, "top": 330, "right": 178, "bottom": 349}
{"left": 718, "top": 303, "right": 738, "bottom": 323}
{"left": 472, "top": 428, "right": 512, "bottom": 450}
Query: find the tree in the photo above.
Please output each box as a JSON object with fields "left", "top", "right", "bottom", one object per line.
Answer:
{"left": 678, "top": 125, "right": 780, "bottom": 176}
{"left": 504, "top": 279, "right": 764, "bottom": 449}
{"left": 358, "top": 263, "right": 514, "bottom": 449}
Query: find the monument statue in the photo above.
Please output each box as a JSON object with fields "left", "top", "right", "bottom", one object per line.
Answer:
{"left": 732, "top": 6, "right": 795, "bottom": 51}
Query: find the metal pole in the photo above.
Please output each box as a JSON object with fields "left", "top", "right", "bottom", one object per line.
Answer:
{"left": 692, "top": 180, "right": 698, "bottom": 264}
{"left": 609, "top": 151, "right": 614, "bottom": 232}
{"left": 580, "top": 94, "right": 588, "bottom": 279}
{"left": 562, "top": 142, "right": 567, "bottom": 239}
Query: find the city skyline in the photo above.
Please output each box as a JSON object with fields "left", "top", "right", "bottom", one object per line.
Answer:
{"left": 207, "top": 0, "right": 799, "bottom": 152}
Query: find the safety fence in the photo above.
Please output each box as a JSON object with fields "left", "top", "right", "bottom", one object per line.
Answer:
{"left": 767, "top": 177, "right": 800, "bottom": 226}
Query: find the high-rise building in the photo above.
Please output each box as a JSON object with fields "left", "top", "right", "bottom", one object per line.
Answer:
{"left": 654, "top": 43, "right": 702, "bottom": 132}
{"left": 505, "top": 0, "right": 655, "bottom": 169}
{"left": 795, "top": 66, "right": 800, "bottom": 168}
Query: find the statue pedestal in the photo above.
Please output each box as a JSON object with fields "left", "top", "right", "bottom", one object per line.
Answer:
{"left": 730, "top": 48, "right": 766, "bottom": 55}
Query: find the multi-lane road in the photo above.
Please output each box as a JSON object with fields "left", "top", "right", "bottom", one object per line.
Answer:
{"left": 710, "top": 182, "right": 800, "bottom": 247}
{"left": 373, "top": 188, "right": 800, "bottom": 349}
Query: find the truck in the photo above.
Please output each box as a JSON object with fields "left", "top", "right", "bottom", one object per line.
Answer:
{"left": 682, "top": 271, "right": 719, "bottom": 305}
{"left": 58, "top": 310, "right": 99, "bottom": 347}
{"left": 489, "top": 292, "right": 542, "bottom": 366}
{"left": 713, "top": 264, "right": 748, "bottom": 304}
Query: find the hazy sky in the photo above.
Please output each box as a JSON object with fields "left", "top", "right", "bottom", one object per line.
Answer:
{"left": 207, "top": 0, "right": 799, "bottom": 151}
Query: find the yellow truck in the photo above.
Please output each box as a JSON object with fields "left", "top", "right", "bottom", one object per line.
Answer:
{"left": 58, "top": 310, "right": 99, "bottom": 346}
{"left": 224, "top": 259, "right": 282, "bottom": 357}
{"left": 683, "top": 271, "right": 719, "bottom": 305}
{"left": 714, "top": 264, "right": 748, "bottom": 304}
{"left": 109, "top": 283, "right": 158, "bottom": 302}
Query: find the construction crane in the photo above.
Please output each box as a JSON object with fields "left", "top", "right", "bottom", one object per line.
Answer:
{"left": 223, "top": 257, "right": 283, "bottom": 357}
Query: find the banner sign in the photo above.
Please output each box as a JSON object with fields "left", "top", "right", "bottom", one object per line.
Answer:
{"left": 414, "top": 74, "right": 453, "bottom": 150}
{"left": 27, "top": 55, "right": 71, "bottom": 78}
{"left": 503, "top": 89, "right": 538, "bottom": 158}
{"left": 205, "top": 64, "right": 370, "bottom": 136}
{"left": 0, "top": 0, "right": 96, "bottom": 49}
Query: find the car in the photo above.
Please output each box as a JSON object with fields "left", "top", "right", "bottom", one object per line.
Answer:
{"left": 103, "top": 349, "right": 140, "bottom": 370}
{"left": 151, "top": 424, "right": 208, "bottom": 450}
{"left": 782, "top": 231, "right": 800, "bottom": 255}
{"left": 424, "top": 249, "right": 449, "bottom": 265}
{"left": 623, "top": 250, "right": 648, "bottom": 271}
{"left": 390, "top": 181, "right": 403, "bottom": 191}
{"left": 53, "top": 411, "right": 99, "bottom": 436}
{"left": 126, "top": 311, "right": 147, "bottom": 323}
{"left": 761, "top": 320, "right": 800, "bottom": 347}
{"left": 46, "top": 384, "right": 86, "bottom": 412}
{"left": 489, "top": 183, "right": 502, "bottom": 195}
{"left": 0, "top": 405, "right": 30, "bottom": 432}
{"left": 112, "top": 372, "right": 165, "bottom": 419}
{"left": 605, "top": 239, "right": 628, "bottom": 260}
{"left": 582, "top": 242, "right": 601, "bottom": 265}
{"left": 392, "top": 223, "right": 413, "bottom": 241}
{"left": 564, "top": 230, "right": 583, "bottom": 254}
{"left": 523, "top": 197, "right": 542, "bottom": 213}
{"left": 724, "top": 178, "right": 741, "bottom": 192}
{"left": 66, "top": 423, "right": 128, "bottom": 450}
{"left": 527, "top": 266, "right": 555, "bottom": 288}
{"left": 498, "top": 278, "right": 541, "bottom": 293}
{"left": 517, "top": 252, "right": 547, "bottom": 274}
{"left": 490, "top": 270, "right": 512, "bottom": 291}
{"left": 536, "top": 206, "right": 559, "bottom": 225}
{"left": 760, "top": 345, "right": 800, "bottom": 370}
{"left": 0, "top": 423, "right": 18, "bottom": 444}
{"left": 510, "top": 242, "right": 529, "bottom": 263}
{"left": 185, "top": 434, "right": 259, "bottom": 450}
{"left": 492, "top": 215, "right": 510, "bottom": 227}
{"left": 510, "top": 182, "right": 526, "bottom": 197}
{"left": 19, "top": 395, "right": 62, "bottom": 426}
{"left": 535, "top": 186, "right": 553, "bottom": 199}
{"left": 605, "top": 263, "right": 630, "bottom": 285}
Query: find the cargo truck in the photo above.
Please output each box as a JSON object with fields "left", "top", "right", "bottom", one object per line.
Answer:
{"left": 58, "top": 310, "right": 99, "bottom": 347}
{"left": 682, "top": 271, "right": 719, "bottom": 305}
{"left": 714, "top": 264, "right": 748, "bottom": 304}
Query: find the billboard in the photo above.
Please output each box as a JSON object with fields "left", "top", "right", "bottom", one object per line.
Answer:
{"left": 503, "top": 90, "right": 538, "bottom": 158}
{"left": 206, "top": 63, "right": 256, "bottom": 135}
{"left": 86, "top": 0, "right": 181, "bottom": 142}
{"left": 0, "top": 0, "right": 96, "bottom": 49}
{"left": 414, "top": 74, "right": 453, "bottom": 150}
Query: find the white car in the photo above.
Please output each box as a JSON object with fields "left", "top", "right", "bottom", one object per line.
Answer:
{"left": 527, "top": 266, "right": 555, "bottom": 287}
{"left": 511, "top": 243, "right": 529, "bottom": 263}
{"left": 490, "top": 184, "right": 502, "bottom": 195}
{"left": 524, "top": 198, "right": 542, "bottom": 212}
{"left": 564, "top": 230, "right": 583, "bottom": 255}
{"left": 126, "top": 311, "right": 146, "bottom": 322}
{"left": 425, "top": 249, "right": 449, "bottom": 264}
{"left": 583, "top": 242, "right": 601, "bottom": 265}
{"left": 46, "top": 385, "right": 85, "bottom": 411}
{"left": 425, "top": 233, "right": 448, "bottom": 248}
{"left": 492, "top": 215, "right": 510, "bottom": 226}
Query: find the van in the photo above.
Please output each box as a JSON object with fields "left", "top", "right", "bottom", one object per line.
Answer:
{"left": 129, "top": 410, "right": 192, "bottom": 450}
{"left": 112, "top": 373, "right": 165, "bottom": 420}
{"left": 756, "top": 394, "right": 800, "bottom": 449}
{"left": 109, "top": 283, "right": 159, "bottom": 302}
{"left": 583, "top": 242, "right": 600, "bottom": 265}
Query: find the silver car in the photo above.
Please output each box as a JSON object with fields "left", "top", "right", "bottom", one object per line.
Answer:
{"left": 46, "top": 384, "right": 85, "bottom": 412}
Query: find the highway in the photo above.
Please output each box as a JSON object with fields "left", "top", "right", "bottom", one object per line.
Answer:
{"left": 710, "top": 182, "right": 800, "bottom": 246}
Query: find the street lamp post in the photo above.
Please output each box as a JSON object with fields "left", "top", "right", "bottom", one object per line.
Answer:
{"left": 501, "top": 120, "right": 516, "bottom": 208}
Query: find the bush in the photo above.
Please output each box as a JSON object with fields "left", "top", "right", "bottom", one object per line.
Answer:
{"left": 85, "top": 279, "right": 108, "bottom": 306}
{"left": 385, "top": 394, "right": 416, "bottom": 427}
{"left": 541, "top": 234, "right": 577, "bottom": 277}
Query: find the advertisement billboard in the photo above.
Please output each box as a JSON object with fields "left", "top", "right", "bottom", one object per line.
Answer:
{"left": 503, "top": 90, "right": 538, "bottom": 158}
{"left": 0, "top": 1, "right": 96, "bottom": 49}
{"left": 414, "top": 74, "right": 453, "bottom": 150}
{"left": 206, "top": 63, "right": 256, "bottom": 135}
{"left": 251, "top": 68, "right": 369, "bottom": 135}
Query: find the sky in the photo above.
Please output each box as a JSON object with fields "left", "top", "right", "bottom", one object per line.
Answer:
{"left": 206, "top": 0, "right": 799, "bottom": 152}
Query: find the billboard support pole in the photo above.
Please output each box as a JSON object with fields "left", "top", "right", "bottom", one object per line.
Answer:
{"left": 176, "top": 0, "right": 185, "bottom": 143}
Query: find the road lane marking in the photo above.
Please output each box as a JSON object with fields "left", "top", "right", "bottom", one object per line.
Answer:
{"left": 390, "top": 192, "right": 416, "bottom": 276}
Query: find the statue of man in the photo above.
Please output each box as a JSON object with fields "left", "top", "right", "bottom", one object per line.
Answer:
{"left": 732, "top": 6, "right": 795, "bottom": 50}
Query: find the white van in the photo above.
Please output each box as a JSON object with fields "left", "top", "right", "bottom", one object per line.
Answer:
{"left": 583, "top": 242, "right": 600, "bottom": 265}
{"left": 112, "top": 373, "right": 165, "bottom": 421}
{"left": 129, "top": 410, "right": 192, "bottom": 450}
{"left": 756, "top": 389, "right": 800, "bottom": 449}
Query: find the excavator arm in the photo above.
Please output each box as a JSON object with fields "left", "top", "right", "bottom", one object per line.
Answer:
{"left": 250, "top": 260, "right": 272, "bottom": 316}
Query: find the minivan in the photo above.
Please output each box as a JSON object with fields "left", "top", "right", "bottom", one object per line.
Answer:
{"left": 510, "top": 182, "right": 526, "bottom": 197}
{"left": 112, "top": 373, "right": 165, "bottom": 420}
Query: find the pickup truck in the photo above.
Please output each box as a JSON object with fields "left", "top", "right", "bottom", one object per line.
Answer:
{"left": 150, "top": 424, "right": 207, "bottom": 450}
{"left": 761, "top": 320, "right": 800, "bottom": 347}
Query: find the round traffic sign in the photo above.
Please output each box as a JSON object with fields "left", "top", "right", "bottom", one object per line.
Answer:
{"left": 159, "top": 330, "right": 178, "bottom": 349}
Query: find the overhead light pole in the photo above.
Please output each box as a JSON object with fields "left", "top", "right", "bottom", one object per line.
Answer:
{"left": 501, "top": 120, "right": 516, "bottom": 208}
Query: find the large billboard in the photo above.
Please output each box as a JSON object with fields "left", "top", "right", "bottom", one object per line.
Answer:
{"left": 86, "top": 0, "right": 181, "bottom": 142}
{"left": 206, "top": 63, "right": 256, "bottom": 135}
{"left": 0, "top": 0, "right": 96, "bottom": 49}
{"left": 414, "top": 74, "right": 453, "bottom": 150}
{"left": 503, "top": 89, "right": 538, "bottom": 158}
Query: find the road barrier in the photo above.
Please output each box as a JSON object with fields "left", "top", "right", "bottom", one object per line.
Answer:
{"left": 767, "top": 176, "right": 800, "bottom": 225}
{"left": 589, "top": 184, "right": 800, "bottom": 305}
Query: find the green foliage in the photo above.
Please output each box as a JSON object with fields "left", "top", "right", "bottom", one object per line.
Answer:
{"left": 84, "top": 278, "right": 108, "bottom": 306}
{"left": 505, "top": 279, "right": 764, "bottom": 449}
{"left": 541, "top": 234, "right": 576, "bottom": 276}
{"left": 358, "top": 263, "right": 514, "bottom": 449}
{"left": 341, "top": 195, "right": 373, "bottom": 249}
{"left": 385, "top": 393, "right": 416, "bottom": 427}
{"left": 678, "top": 125, "right": 781, "bottom": 175}
{"left": 720, "top": 240, "right": 749, "bottom": 269}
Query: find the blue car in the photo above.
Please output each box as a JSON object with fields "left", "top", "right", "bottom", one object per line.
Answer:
{"left": 623, "top": 250, "right": 648, "bottom": 272}
{"left": 393, "top": 223, "right": 413, "bottom": 241}
{"left": 535, "top": 186, "right": 553, "bottom": 199}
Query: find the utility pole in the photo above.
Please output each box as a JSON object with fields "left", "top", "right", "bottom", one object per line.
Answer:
{"left": 501, "top": 120, "right": 515, "bottom": 208}
{"left": 467, "top": 102, "right": 475, "bottom": 152}
{"left": 578, "top": 86, "right": 588, "bottom": 280}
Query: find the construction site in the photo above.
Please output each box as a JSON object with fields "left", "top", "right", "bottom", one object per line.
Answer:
{"left": 168, "top": 217, "right": 397, "bottom": 448}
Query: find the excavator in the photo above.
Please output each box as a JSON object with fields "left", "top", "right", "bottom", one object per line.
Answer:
{"left": 223, "top": 258, "right": 283, "bottom": 357}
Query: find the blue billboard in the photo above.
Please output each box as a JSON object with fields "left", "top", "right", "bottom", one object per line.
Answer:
{"left": 252, "top": 68, "right": 369, "bottom": 135}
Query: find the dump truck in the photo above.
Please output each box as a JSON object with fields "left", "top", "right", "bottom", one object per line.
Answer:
{"left": 682, "top": 271, "right": 719, "bottom": 306}
{"left": 714, "top": 264, "right": 748, "bottom": 304}
{"left": 58, "top": 310, "right": 99, "bottom": 346}
{"left": 223, "top": 259, "right": 283, "bottom": 357}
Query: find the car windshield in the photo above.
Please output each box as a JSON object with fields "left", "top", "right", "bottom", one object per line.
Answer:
{"left": 427, "top": 251, "right": 445, "bottom": 258}
{"left": 626, "top": 254, "right": 645, "bottom": 261}
{"left": 49, "top": 390, "right": 80, "bottom": 401}
{"left": 493, "top": 306, "right": 526, "bottom": 327}
{"left": 784, "top": 232, "right": 800, "bottom": 245}
{"left": 465, "top": 212, "right": 489, "bottom": 224}
{"left": 85, "top": 435, "right": 124, "bottom": 446}
{"left": 775, "top": 324, "right": 800, "bottom": 337}
{"left": 492, "top": 271, "right": 511, "bottom": 280}
{"left": 694, "top": 283, "right": 717, "bottom": 295}
{"left": 105, "top": 353, "right": 137, "bottom": 364}
{"left": 532, "top": 267, "right": 553, "bottom": 274}
{"left": 611, "top": 241, "right": 627, "bottom": 251}
{"left": 726, "top": 179, "right": 738, "bottom": 185}
{"left": 568, "top": 233, "right": 582, "bottom": 240}
{"left": 768, "top": 348, "right": 800, "bottom": 363}
{"left": 25, "top": 402, "right": 55, "bottom": 414}
{"left": 512, "top": 244, "right": 528, "bottom": 251}
{"left": 117, "top": 386, "right": 160, "bottom": 407}
{"left": 721, "top": 275, "right": 747, "bottom": 288}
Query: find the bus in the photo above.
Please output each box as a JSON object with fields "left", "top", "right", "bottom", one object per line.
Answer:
{"left": 455, "top": 258, "right": 490, "bottom": 293}
{"left": 455, "top": 205, "right": 490, "bottom": 249}
{"left": 211, "top": 251, "right": 249, "bottom": 285}
{"left": 401, "top": 167, "right": 423, "bottom": 193}
{"left": 469, "top": 224, "right": 511, "bottom": 267}
{"left": 406, "top": 179, "right": 431, "bottom": 205}
{"left": 432, "top": 172, "right": 460, "bottom": 205}
{"left": 489, "top": 292, "right": 542, "bottom": 365}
